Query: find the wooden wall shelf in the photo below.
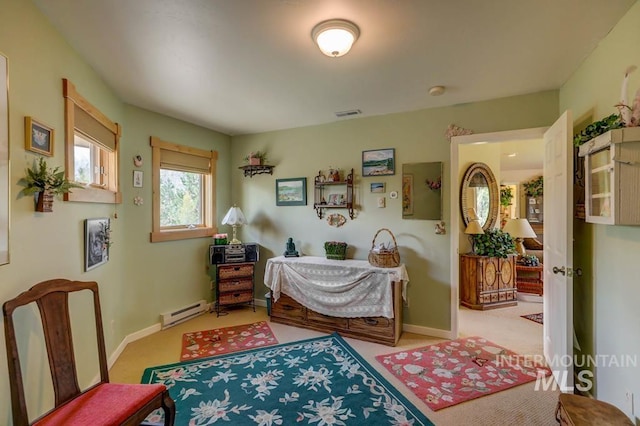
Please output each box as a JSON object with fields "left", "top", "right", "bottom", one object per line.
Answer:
{"left": 239, "top": 164, "right": 274, "bottom": 177}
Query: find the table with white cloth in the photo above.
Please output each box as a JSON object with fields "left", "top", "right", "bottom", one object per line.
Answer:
{"left": 264, "top": 256, "right": 409, "bottom": 346}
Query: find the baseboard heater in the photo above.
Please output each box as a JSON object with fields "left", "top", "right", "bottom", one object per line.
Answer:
{"left": 161, "top": 299, "right": 207, "bottom": 329}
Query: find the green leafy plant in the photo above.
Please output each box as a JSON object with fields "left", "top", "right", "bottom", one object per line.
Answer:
{"left": 243, "top": 151, "right": 268, "bottom": 164}
{"left": 472, "top": 229, "right": 516, "bottom": 258}
{"left": 573, "top": 113, "right": 625, "bottom": 147}
{"left": 324, "top": 241, "right": 347, "bottom": 260}
{"left": 19, "top": 157, "right": 82, "bottom": 197}
{"left": 523, "top": 176, "right": 543, "bottom": 197}
{"left": 500, "top": 186, "right": 513, "bottom": 207}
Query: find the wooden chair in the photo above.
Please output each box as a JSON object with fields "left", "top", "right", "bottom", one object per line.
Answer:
{"left": 3, "top": 279, "right": 175, "bottom": 426}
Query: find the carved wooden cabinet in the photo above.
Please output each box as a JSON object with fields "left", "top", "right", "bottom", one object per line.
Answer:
{"left": 459, "top": 254, "right": 517, "bottom": 310}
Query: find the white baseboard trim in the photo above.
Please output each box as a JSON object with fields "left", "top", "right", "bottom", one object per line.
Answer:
{"left": 402, "top": 323, "right": 454, "bottom": 340}
{"left": 108, "top": 322, "right": 161, "bottom": 369}
{"left": 254, "top": 298, "right": 267, "bottom": 308}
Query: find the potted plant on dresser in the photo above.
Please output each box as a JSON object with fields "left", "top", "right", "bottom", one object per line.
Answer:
{"left": 19, "top": 157, "right": 81, "bottom": 212}
{"left": 460, "top": 228, "right": 518, "bottom": 310}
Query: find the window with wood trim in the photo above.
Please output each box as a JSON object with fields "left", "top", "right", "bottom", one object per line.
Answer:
{"left": 62, "top": 79, "right": 121, "bottom": 203}
{"left": 150, "top": 136, "right": 217, "bottom": 242}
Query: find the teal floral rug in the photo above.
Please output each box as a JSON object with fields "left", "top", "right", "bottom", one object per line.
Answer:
{"left": 141, "top": 333, "right": 433, "bottom": 425}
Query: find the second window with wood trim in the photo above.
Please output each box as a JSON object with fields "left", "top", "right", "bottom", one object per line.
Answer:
{"left": 150, "top": 136, "right": 218, "bottom": 242}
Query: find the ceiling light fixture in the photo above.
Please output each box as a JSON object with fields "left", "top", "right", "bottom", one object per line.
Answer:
{"left": 311, "top": 19, "right": 360, "bottom": 58}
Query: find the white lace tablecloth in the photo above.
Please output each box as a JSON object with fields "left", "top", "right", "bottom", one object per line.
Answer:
{"left": 264, "top": 256, "right": 409, "bottom": 319}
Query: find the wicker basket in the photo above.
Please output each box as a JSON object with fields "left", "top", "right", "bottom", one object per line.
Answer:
{"left": 368, "top": 228, "right": 400, "bottom": 268}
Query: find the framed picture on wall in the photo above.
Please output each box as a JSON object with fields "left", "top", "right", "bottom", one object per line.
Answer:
{"left": 370, "top": 182, "right": 385, "bottom": 193}
{"left": 276, "top": 177, "right": 307, "bottom": 206}
{"left": 85, "top": 218, "right": 110, "bottom": 271}
{"left": 25, "top": 116, "right": 54, "bottom": 156}
{"left": 362, "top": 148, "right": 395, "bottom": 176}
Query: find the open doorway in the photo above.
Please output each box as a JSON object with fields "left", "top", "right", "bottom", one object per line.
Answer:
{"left": 450, "top": 127, "right": 547, "bottom": 354}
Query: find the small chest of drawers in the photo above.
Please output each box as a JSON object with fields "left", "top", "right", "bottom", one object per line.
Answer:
{"left": 214, "top": 262, "right": 256, "bottom": 316}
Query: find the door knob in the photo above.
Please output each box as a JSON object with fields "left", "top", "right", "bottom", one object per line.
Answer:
{"left": 553, "top": 266, "right": 566, "bottom": 275}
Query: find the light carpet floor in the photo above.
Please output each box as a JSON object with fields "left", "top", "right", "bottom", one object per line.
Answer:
{"left": 110, "top": 301, "right": 559, "bottom": 425}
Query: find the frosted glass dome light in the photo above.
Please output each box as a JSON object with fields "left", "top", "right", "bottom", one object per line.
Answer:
{"left": 312, "top": 19, "right": 360, "bottom": 58}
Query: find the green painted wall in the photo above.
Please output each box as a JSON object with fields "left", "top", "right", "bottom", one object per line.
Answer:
{"left": 231, "top": 91, "right": 558, "bottom": 331}
{"left": 0, "top": 0, "right": 231, "bottom": 421}
{"left": 560, "top": 1, "right": 640, "bottom": 419}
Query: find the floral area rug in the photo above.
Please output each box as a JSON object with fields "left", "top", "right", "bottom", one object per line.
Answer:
{"left": 142, "top": 333, "right": 434, "bottom": 425}
{"left": 375, "top": 336, "right": 550, "bottom": 411}
{"left": 521, "top": 312, "right": 543, "bottom": 324}
{"left": 180, "top": 321, "right": 278, "bottom": 361}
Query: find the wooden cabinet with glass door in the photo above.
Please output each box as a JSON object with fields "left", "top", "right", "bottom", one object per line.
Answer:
{"left": 578, "top": 127, "right": 640, "bottom": 225}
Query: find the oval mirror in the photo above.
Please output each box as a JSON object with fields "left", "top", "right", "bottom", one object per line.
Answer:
{"left": 460, "top": 162, "right": 498, "bottom": 230}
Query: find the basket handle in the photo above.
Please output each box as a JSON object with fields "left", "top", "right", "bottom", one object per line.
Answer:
{"left": 370, "top": 228, "right": 398, "bottom": 250}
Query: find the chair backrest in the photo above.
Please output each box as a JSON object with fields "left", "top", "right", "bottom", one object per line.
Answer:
{"left": 3, "top": 279, "right": 110, "bottom": 425}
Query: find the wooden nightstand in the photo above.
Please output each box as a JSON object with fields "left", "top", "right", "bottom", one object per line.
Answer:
{"left": 515, "top": 263, "right": 543, "bottom": 296}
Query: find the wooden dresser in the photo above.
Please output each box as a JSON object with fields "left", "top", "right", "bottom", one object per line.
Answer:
{"left": 459, "top": 254, "right": 517, "bottom": 310}
{"left": 265, "top": 256, "right": 406, "bottom": 346}
{"left": 270, "top": 282, "right": 402, "bottom": 346}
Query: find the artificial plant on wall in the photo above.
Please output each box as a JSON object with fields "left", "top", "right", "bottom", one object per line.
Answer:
{"left": 523, "top": 176, "right": 543, "bottom": 197}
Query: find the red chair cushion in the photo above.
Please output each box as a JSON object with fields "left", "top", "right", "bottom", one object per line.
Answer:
{"left": 34, "top": 383, "right": 166, "bottom": 426}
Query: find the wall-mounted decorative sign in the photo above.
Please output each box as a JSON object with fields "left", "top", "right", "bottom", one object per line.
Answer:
{"left": 25, "top": 116, "right": 54, "bottom": 157}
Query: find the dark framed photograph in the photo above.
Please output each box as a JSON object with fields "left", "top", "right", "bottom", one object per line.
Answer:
{"left": 362, "top": 148, "right": 395, "bottom": 176}
{"left": 25, "top": 116, "right": 54, "bottom": 156}
{"left": 85, "top": 218, "right": 110, "bottom": 271}
{"left": 276, "top": 177, "right": 307, "bottom": 206}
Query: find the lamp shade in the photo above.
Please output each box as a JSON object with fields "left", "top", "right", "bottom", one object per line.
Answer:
{"left": 502, "top": 218, "right": 537, "bottom": 238}
{"left": 467, "top": 208, "right": 480, "bottom": 221}
{"left": 221, "top": 206, "right": 247, "bottom": 226}
{"left": 464, "top": 220, "right": 485, "bottom": 235}
{"left": 311, "top": 19, "right": 360, "bottom": 57}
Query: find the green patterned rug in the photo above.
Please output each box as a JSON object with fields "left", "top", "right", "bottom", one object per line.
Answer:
{"left": 141, "top": 333, "right": 433, "bottom": 425}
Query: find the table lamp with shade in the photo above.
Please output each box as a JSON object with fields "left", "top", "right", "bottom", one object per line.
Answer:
{"left": 502, "top": 218, "right": 537, "bottom": 257}
{"left": 464, "top": 208, "right": 484, "bottom": 254}
{"left": 221, "top": 206, "right": 247, "bottom": 244}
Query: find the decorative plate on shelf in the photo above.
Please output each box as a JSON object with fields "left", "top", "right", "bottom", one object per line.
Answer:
{"left": 327, "top": 213, "right": 347, "bottom": 227}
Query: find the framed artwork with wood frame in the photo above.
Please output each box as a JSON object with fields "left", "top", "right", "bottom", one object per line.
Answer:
{"left": 24, "top": 116, "right": 54, "bottom": 156}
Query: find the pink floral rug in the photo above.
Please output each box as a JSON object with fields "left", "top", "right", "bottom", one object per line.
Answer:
{"left": 521, "top": 312, "right": 543, "bottom": 324}
{"left": 180, "top": 321, "right": 278, "bottom": 361}
{"left": 375, "top": 336, "right": 550, "bottom": 411}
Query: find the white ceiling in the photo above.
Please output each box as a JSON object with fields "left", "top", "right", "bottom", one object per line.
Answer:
{"left": 33, "top": 0, "right": 635, "bottom": 136}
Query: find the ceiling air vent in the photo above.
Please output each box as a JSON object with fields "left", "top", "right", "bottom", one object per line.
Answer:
{"left": 335, "top": 109, "right": 362, "bottom": 118}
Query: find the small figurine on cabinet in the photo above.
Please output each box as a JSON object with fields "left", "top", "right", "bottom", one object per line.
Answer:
{"left": 332, "top": 169, "right": 341, "bottom": 182}
{"left": 284, "top": 237, "right": 299, "bottom": 257}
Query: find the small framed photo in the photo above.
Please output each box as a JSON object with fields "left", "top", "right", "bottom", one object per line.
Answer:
{"left": 85, "top": 218, "right": 110, "bottom": 271}
{"left": 276, "top": 177, "right": 307, "bottom": 206}
{"left": 370, "top": 182, "right": 385, "bottom": 193}
{"left": 362, "top": 148, "right": 395, "bottom": 177}
{"left": 25, "top": 116, "right": 54, "bottom": 156}
{"left": 133, "top": 170, "right": 143, "bottom": 188}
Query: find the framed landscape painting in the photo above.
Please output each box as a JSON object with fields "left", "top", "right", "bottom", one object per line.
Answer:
{"left": 362, "top": 148, "right": 395, "bottom": 176}
{"left": 276, "top": 177, "right": 307, "bottom": 206}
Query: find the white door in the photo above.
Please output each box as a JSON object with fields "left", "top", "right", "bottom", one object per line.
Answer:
{"left": 543, "top": 110, "right": 574, "bottom": 391}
